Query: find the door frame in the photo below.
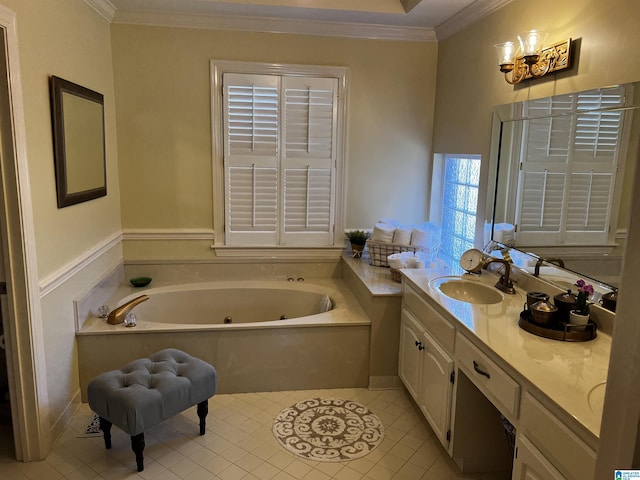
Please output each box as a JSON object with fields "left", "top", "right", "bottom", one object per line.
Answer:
{"left": 0, "top": 4, "right": 50, "bottom": 461}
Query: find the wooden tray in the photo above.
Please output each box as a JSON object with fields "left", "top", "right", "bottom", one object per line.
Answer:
{"left": 518, "top": 310, "right": 596, "bottom": 342}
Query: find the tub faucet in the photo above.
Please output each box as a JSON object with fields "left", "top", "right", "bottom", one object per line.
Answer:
{"left": 533, "top": 257, "right": 565, "bottom": 277}
{"left": 483, "top": 257, "right": 516, "bottom": 294}
{"left": 107, "top": 295, "right": 149, "bottom": 325}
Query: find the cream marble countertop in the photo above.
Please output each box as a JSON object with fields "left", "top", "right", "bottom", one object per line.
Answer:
{"left": 402, "top": 267, "right": 611, "bottom": 441}
{"left": 342, "top": 254, "right": 403, "bottom": 296}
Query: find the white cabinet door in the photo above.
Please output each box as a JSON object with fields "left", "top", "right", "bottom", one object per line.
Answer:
{"left": 513, "top": 435, "right": 566, "bottom": 480}
{"left": 399, "top": 309, "right": 423, "bottom": 400}
{"left": 419, "top": 331, "right": 454, "bottom": 447}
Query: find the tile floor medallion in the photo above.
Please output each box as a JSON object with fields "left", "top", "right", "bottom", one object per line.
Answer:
{"left": 272, "top": 398, "right": 384, "bottom": 462}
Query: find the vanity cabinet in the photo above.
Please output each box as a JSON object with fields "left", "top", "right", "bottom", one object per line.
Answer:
{"left": 517, "top": 393, "right": 596, "bottom": 480}
{"left": 399, "top": 274, "right": 600, "bottom": 479}
{"left": 399, "top": 283, "right": 455, "bottom": 448}
{"left": 512, "top": 435, "right": 565, "bottom": 480}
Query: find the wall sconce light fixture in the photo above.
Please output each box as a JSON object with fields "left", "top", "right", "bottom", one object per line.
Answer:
{"left": 495, "top": 30, "right": 573, "bottom": 85}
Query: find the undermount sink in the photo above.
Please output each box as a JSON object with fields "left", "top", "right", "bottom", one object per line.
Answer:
{"left": 588, "top": 381, "right": 607, "bottom": 414}
{"left": 430, "top": 277, "right": 504, "bottom": 305}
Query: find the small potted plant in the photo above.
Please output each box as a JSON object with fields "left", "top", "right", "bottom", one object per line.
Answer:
{"left": 570, "top": 279, "right": 594, "bottom": 328}
{"left": 345, "top": 230, "right": 370, "bottom": 258}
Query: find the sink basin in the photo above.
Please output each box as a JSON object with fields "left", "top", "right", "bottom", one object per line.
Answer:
{"left": 588, "top": 381, "right": 607, "bottom": 414}
{"left": 430, "top": 277, "right": 503, "bottom": 304}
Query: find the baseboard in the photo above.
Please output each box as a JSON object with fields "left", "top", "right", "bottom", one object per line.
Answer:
{"left": 50, "top": 389, "right": 81, "bottom": 445}
{"left": 369, "top": 376, "right": 402, "bottom": 390}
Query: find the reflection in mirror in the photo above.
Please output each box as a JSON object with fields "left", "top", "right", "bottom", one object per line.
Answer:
{"left": 50, "top": 76, "right": 106, "bottom": 208}
{"left": 488, "top": 82, "right": 640, "bottom": 293}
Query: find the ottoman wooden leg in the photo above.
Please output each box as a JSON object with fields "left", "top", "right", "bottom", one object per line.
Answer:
{"left": 99, "top": 417, "right": 112, "bottom": 449}
{"left": 131, "top": 433, "right": 145, "bottom": 472}
{"left": 197, "top": 400, "right": 208, "bottom": 435}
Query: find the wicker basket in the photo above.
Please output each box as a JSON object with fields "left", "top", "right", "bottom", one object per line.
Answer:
{"left": 389, "top": 267, "right": 402, "bottom": 282}
{"left": 366, "top": 240, "right": 425, "bottom": 267}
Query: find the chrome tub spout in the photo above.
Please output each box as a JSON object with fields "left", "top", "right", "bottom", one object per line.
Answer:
{"left": 107, "top": 295, "right": 149, "bottom": 325}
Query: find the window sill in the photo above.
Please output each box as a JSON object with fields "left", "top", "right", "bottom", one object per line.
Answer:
{"left": 212, "top": 245, "right": 344, "bottom": 259}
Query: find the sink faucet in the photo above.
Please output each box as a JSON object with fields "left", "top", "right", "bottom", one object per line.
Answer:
{"left": 533, "top": 257, "right": 565, "bottom": 277}
{"left": 107, "top": 295, "right": 149, "bottom": 325}
{"left": 483, "top": 257, "right": 516, "bottom": 294}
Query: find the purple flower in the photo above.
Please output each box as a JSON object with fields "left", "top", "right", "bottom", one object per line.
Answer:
{"left": 574, "top": 279, "right": 594, "bottom": 315}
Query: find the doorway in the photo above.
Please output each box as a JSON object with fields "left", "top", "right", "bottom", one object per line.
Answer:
{"left": 0, "top": 4, "right": 50, "bottom": 461}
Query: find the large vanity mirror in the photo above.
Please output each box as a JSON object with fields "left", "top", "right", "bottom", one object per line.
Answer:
{"left": 487, "top": 81, "right": 640, "bottom": 295}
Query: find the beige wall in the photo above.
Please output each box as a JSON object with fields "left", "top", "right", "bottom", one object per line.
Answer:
{"left": 1, "top": 0, "right": 122, "bottom": 440}
{"left": 432, "top": 0, "right": 640, "bottom": 474}
{"left": 111, "top": 25, "right": 438, "bottom": 244}
{"left": 4, "top": 0, "right": 122, "bottom": 276}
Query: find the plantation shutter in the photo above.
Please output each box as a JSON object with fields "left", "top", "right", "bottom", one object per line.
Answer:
{"left": 223, "top": 73, "right": 279, "bottom": 245}
{"left": 222, "top": 73, "right": 338, "bottom": 247}
{"left": 281, "top": 76, "right": 337, "bottom": 245}
{"left": 515, "top": 87, "right": 624, "bottom": 246}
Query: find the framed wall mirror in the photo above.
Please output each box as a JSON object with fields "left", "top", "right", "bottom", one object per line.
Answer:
{"left": 50, "top": 75, "right": 106, "bottom": 208}
{"left": 486, "top": 81, "right": 640, "bottom": 294}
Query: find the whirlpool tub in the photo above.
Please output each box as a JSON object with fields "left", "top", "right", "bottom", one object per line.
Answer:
{"left": 77, "top": 279, "right": 370, "bottom": 397}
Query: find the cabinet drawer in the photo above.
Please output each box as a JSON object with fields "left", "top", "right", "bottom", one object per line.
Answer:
{"left": 455, "top": 333, "right": 520, "bottom": 417}
{"left": 521, "top": 393, "right": 595, "bottom": 480}
{"left": 403, "top": 284, "right": 455, "bottom": 352}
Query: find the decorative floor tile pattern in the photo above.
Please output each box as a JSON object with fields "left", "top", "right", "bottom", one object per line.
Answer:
{"left": 0, "top": 388, "right": 509, "bottom": 479}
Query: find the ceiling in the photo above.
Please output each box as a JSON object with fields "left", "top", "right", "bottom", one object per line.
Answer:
{"left": 99, "top": 0, "right": 512, "bottom": 41}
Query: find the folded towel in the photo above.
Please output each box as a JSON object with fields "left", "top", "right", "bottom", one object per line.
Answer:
{"left": 370, "top": 223, "right": 395, "bottom": 243}
{"left": 411, "top": 222, "right": 442, "bottom": 248}
{"left": 493, "top": 223, "right": 515, "bottom": 244}
{"left": 411, "top": 227, "right": 433, "bottom": 247}
{"left": 392, "top": 225, "right": 412, "bottom": 245}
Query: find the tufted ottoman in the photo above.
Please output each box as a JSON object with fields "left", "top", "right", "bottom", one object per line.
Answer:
{"left": 87, "top": 348, "right": 217, "bottom": 472}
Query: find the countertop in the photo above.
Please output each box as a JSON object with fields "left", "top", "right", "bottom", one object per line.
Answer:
{"left": 402, "top": 267, "right": 611, "bottom": 441}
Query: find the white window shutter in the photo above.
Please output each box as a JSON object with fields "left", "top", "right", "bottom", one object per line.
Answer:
{"left": 223, "top": 74, "right": 279, "bottom": 245}
{"left": 221, "top": 73, "right": 339, "bottom": 247}
{"left": 281, "top": 76, "right": 337, "bottom": 246}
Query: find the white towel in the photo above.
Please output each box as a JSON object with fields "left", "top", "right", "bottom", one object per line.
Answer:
{"left": 411, "top": 227, "right": 433, "bottom": 247}
{"left": 387, "top": 253, "right": 405, "bottom": 269}
{"left": 392, "top": 225, "right": 412, "bottom": 245}
{"left": 371, "top": 223, "right": 395, "bottom": 243}
{"left": 400, "top": 251, "right": 417, "bottom": 268}
{"left": 494, "top": 223, "right": 515, "bottom": 244}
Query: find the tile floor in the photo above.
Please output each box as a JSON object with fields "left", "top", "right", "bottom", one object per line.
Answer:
{"left": 0, "top": 388, "right": 510, "bottom": 479}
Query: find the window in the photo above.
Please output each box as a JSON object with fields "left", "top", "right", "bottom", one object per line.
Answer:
{"left": 213, "top": 64, "right": 346, "bottom": 249}
{"left": 514, "top": 87, "right": 626, "bottom": 246}
{"left": 433, "top": 155, "right": 481, "bottom": 261}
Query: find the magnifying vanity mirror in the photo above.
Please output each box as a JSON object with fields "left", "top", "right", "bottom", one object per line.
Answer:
{"left": 486, "top": 81, "right": 640, "bottom": 298}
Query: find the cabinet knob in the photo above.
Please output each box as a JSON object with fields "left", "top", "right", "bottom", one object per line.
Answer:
{"left": 415, "top": 340, "right": 424, "bottom": 350}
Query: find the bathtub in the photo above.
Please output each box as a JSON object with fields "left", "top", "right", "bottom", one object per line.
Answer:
{"left": 77, "top": 279, "right": 371, "bottom": 397}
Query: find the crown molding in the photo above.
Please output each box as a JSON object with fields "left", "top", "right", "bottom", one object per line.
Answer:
{"left": 112, "top": 10, "right": 436, "bottom": 42}
{"left": 82, "top": 0, "right": 116, "bottom": 22}
{"left": 435, "top": 0, "right": 513, "bottom": 41}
